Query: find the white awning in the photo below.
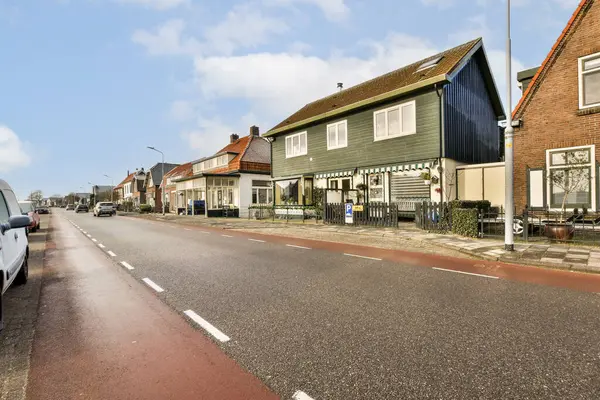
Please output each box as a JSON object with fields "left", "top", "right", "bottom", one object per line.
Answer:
{"left": 359, "top": 162, "right": 431, "bottom": 175}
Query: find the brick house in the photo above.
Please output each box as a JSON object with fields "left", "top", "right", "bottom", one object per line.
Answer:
{"left": 513, "top": 0, "right": 600, "bottom": 212}
{"left": 161, "top": 163, "right": 193, "bottom": 213}
{"left": 146, "top": 163, "right": 180, "bottom": 212}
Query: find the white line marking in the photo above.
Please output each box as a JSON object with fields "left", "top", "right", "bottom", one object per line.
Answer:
{"left": 92, "top": 238, "right": 97, "bottom": 242}
{"left": 98, "top": 244, "right": 105, "bottom": 249}
{"left": 292, "top": 391, "right": 315, "bottom": 400}
{"left": 200, "top": 231, "right": 211, "bottom": 234}
{"left": 82, "top": 231, "right": 87, "bottom": 234}
{"left": 184, "top": 228, "right": 192, "bottom": 231}
{"left": 343, "top": 253, "right": 382, "bottom": 261}
{"left": 120, "top": 261, "right": 134, "bottom": 271}
{"left": 432, "top": 267, "right": 499, "bottom": 279}
{"left": 86, "top": 234, "right": 92, "bottom": 237}
{"left": 248, "top": 238, "right": 265, "bottom": 243}
{"left": 142, "top": 278, "right": 164, "bottom": 293}
{"left": 107, "top": 251, "right": 117, "bottom": 257}
{"left": 221, "top": 234, "right": 233, "bottom": 238}
{"left": 286, "top": 244, "right": 311, "bottom": 250}
{"left": 183, "top": 310, "right": 230, "bottom": 343}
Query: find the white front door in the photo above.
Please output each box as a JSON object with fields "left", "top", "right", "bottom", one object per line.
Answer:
{"left": 0, "top": 191, "right": 17, "bottom": 290}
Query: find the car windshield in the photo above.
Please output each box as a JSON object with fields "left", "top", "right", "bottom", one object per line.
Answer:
{"left": 19, "top": 202, "right": 34, "bottom": 213}
{"left": 98, "top": 202, "right": 113, "bottom": 207}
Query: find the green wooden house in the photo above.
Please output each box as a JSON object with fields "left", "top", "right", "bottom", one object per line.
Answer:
{"left": 264, "top": 38, "right": 505, "bottom": 212}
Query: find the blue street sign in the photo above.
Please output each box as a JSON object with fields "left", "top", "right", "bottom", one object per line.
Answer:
{"left": 345, "top": 203, "right": 353, "bottom": 224}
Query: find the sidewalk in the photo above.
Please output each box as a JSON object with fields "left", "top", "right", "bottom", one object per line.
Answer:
{"left": 125, "top": 213, "right": 600, "bottom": 274}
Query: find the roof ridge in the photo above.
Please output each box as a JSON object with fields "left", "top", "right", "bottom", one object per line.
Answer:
{"left": 300, "top": 38, "right": 481, "bottom": 110}
{"left": 513, "top": 0, "right": 591, "bottom": 118}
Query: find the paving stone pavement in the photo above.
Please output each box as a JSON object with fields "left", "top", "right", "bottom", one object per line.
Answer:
{"left": 0, "top": 218, "right": 48, "bottom": 400}
{"left": 129, "top": 213, "right": 600, "bottom": 273}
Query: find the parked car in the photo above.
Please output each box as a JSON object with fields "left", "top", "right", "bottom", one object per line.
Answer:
{"left": 66, "top": 204, "right": 75, "bottom": 210}
{"left": 75, "top": 204, "right": 89, "bottom": 213}
{"left": 36, "top": 206, "right": 49, "bottom": 214}
{"left": 1, "top": 180, "right": 31, "bottom": 332}
{"left": 18, "top": 201, "right": 40, "bottom": 233}
{"left": 93, "top": 202, "right": 115, "bottom": 217}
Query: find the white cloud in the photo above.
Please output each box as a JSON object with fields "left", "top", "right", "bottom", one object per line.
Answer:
{"left": 192, "top": 33, "right": 439, "bottom": 121}
{"left": 264, "top": 0, "right": 350, "bottom": 21}
{"left": 114, "top": 0, "right": 189, "bottom": 10}
{"left": 169, "top": 100, "right": 195, "bottom": 121}
{"left": 181, "top": 117, "right": 236, "bottom": 155}
{"left": 204, "top": 4, "right": 290, "bottom": 55}
{"left": 132, "top": 19, "right": 202, "bottom": 56}
{"left": 0, "top": 126, "right": 31, "bottom": 172}
{"left": 420, "top": 0, "right": 455, "bottom": 8}
{"left": 448, "top": 14, "right": 491, "bottom": 45}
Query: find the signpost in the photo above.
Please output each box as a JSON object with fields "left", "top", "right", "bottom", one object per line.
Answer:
{"left": 345, "top": 203, "right": 353, "bottom": 224}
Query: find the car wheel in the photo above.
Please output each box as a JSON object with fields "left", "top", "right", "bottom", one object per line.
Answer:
{"left": 0, "top": 285, "right": 4, "bottom": 332}
{"left": 15, "top": 253, "right": 28, "bottom": 285}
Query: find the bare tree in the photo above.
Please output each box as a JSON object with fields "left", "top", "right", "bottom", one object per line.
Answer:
{"left": 27, "top": 190, "right": 43, "bottom": 207}
{"left": 548, "top": 150, "right": 591, "bottom": 223}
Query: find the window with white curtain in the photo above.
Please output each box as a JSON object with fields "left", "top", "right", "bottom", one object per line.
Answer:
{"left": 326, "top": 120, "right": 348, "bottom": 150}
{"left": 579, "top": 52, "right": 600, "bottom": 109}
{"left": 373, "top": 100, "right": 416, "bottom": 140}
{"left": 285, "top": 132, "right": 308, "bottom": 158}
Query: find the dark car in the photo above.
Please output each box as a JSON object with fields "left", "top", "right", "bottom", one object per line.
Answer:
{"left": 74, "top": 204, "right": 89, "bottom": 213}
{"left": 36, "top": 206, "right": 49, "bottom": 214}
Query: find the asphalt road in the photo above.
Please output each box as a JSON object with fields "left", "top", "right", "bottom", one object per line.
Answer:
{"left": 62, "top": 209, "right": 600, "bottom": 399}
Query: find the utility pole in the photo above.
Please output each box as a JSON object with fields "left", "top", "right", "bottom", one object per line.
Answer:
{"left": 147, "top": 146, "right": 166, "bottom": 216}
{"left": 504, "top": 0, "right": 515, "bottom": 251}
{"left": 104, "top": 174, "right": 114, "bottom": 202}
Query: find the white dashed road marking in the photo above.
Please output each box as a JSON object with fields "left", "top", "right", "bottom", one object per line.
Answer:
{"left": 142, "top": 278, "right": 164, "bottom": 293}
{"left": 221, "top": 234, "right": 233, "bottom": 238}
{"left": 92, "top": 238, "right": 97, "bottom": 242}
{"left": 183, "top": 310, "right": 230, "bottom": 343}
{"left": 120, "top": 261, "right": 135, "bottom": 271}
{"left": 86, "top": 234, "right": 92, "bottom": 238}
{"left": 184, "top": 228, "right": 192, "bottom": 231}
{"left": 107, "top": 251, "right": 117, "bottom": 257}
{"left": 248, "top": 238, "right": 265, "bottom": 243}
{"left": 432, "top": 267, "right": 499, "bottom": 279}
{"left": 343, "top": 253, "right": 382, "bottom": 261}
{"left": 200, "top": 231, "right": 211, "bottom": 234}
{"left": 98, "top": 244, "right": 105, "bottom": 249}
{"left": 286, "top": 244, "right": 311, "bottom": 250}
{"left": 292, "top": 391, "right": 315, "bottom": 400}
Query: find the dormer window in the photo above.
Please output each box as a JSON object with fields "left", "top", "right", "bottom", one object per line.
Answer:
{"left": 579, "top": 52, "right": 600, "bottom": 109}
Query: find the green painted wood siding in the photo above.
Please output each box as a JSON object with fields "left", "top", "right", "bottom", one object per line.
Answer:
{"left": 272, "top": 90, "right": 441, "bottom": 178}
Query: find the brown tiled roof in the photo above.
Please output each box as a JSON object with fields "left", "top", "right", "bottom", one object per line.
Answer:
{"left": 210, "top": 135, "right": 263, "bottom": 175}
{"left": 268, "top": 38, "right": 481, "bottom": 133}
{"left": 114, "top": 172, "right": 135, "bottom": 190}
{"left": 162, "top": 162, "right": 193, "bottom": 187}
{"left": 513, "top": 0, "right": 592, "bottom": 118}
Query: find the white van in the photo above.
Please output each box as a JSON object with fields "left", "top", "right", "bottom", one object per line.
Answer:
{"left": 0, "top": 179, "right": 31, "bottom": 332}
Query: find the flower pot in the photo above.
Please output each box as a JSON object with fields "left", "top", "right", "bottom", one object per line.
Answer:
{"left": 545, "top": 223, "right": 575, "bottom": 241}
{"left": 424, "top": 180, "right": 431, "bottom": 186}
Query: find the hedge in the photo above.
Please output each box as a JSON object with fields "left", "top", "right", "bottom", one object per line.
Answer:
{"left": 449, "top": 200, "right": 491, "bottom": 211}
{"left": 451, "top": 208, "right": 479, "bottom": 237}
{"left": 139, "top": 204, "right": 153, "bottom": 213}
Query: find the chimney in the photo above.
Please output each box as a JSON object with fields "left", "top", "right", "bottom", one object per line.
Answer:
{"left": 127, "top": 169, "right": 130, "bottom": 176}
{"left": 250, "top": 125, "right": 260, "bottom": 137}
{"left": 230, "top": 133, "right": 239, "bottom": 143}
{"left": 516, "top": 66, "right": 539, "bottom": 96}
{"left": 337, "top": 82, "right": 343, "bottom": 92}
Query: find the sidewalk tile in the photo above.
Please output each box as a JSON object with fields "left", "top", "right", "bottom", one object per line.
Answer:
{"left": 565, "top": 254, "right": 589, "bottom": 260}
{"left": 548, "top": 247, "right": 568, "bottom": 252}
{"left": 540, "top": 257, "right": 563, "bottom": 264}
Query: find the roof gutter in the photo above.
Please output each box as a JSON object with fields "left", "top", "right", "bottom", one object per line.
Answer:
{"left": 264, "top": 74, "right": 449, "bottom": 137}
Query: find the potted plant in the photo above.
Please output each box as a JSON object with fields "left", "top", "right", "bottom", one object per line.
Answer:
{"left": 420, "top": 172, "right": 431, "bottom": 186}
{"left": 356, "top": 183, "right": 368, "bottom": 204}
{"left": 545, "top": 151, "right": 590, "bottom": 240}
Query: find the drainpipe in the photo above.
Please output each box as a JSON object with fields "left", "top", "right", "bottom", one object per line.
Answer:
{"left": 435, "top": 83, "right": 445, "bottom": 204}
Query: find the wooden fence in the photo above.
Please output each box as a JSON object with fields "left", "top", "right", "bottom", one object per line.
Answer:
{"left": 414, "top": 202, "right": 449, "bottom": 230}
{"left": 324, "top": 202, "right": 399, "bottom": 227}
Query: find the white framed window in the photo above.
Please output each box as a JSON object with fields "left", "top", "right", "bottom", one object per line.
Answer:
{"left": 326, "top": 120, "right": 348, "bottom": 150}
{"left": 285, "top": 131, "right": 308, "bottom": 158}
{"left": 252, "top": 180, "right": 273, "bottom": 204}
{"left": 546, "top": 145, "right": 596, "bottom": 210}
{"left": 579, "top": 52, "right": 600, "bottom": 109}
{"left": 373, "top": 100, "right": 416, "bottom": 141}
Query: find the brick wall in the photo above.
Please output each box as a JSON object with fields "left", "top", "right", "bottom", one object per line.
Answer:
{"left": 513, "top": 0, "right": 600, "bottom": 211}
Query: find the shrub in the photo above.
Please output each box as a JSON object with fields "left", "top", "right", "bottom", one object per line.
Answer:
{"left": 139, "top": 204, "right": 153, "bottom": 213}
{"left": 451, "top": 208, "right": 479, "bottom": 237}
{"left": 449, "top": 200, "right": 491, "bottom": 211}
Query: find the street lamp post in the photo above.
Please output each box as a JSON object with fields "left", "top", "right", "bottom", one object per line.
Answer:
{"left": 147, "top": 146, "right": 166, "bottom": 216}
{"left": 103, "top": 174, "right": 114, "bottom": 202}
{"left": 504, "top": 0, "right": 515, "bottom": 252}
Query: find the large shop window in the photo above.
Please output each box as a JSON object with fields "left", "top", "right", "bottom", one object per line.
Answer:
{"left": 547, "top": 147, "right": 593, "bottom": 209}
{"left": 252, "top": 180, "right": 273, "bottom": 204}
{"left": 275, "top": 179, "right": 300, "bottom": 205}
{"left": 579, "top": 52, "right": 600, "bottom": 109}
{"left": 207, "top": 177, "right": 237, "bottom": 209}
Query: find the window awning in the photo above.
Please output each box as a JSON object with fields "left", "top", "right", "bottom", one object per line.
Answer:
{"left": 359, "top": 162, "right": 432, "bottom": 175}
{"left": 315, "top": 170, "right": 355, "bottom": 179}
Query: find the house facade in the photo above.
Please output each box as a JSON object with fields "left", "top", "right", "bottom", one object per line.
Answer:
{"left": 146, "top": 163, "right": 180, "bottom": 212}
{"left": 265, "top": 38, "right": 504, "bottom": 210}
{"left": 513, "top": 0, "right": 600, "bottom": 212}
{"left": 174, "top": 126, "right": 271, "bottom": 217}
{"left": 162, "top": 163, "right": 193, "bottom": 213}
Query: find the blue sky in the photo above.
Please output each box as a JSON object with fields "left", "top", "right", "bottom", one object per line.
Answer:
{"left": 0, "top": 0, "right": 581, "bottom": 199}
